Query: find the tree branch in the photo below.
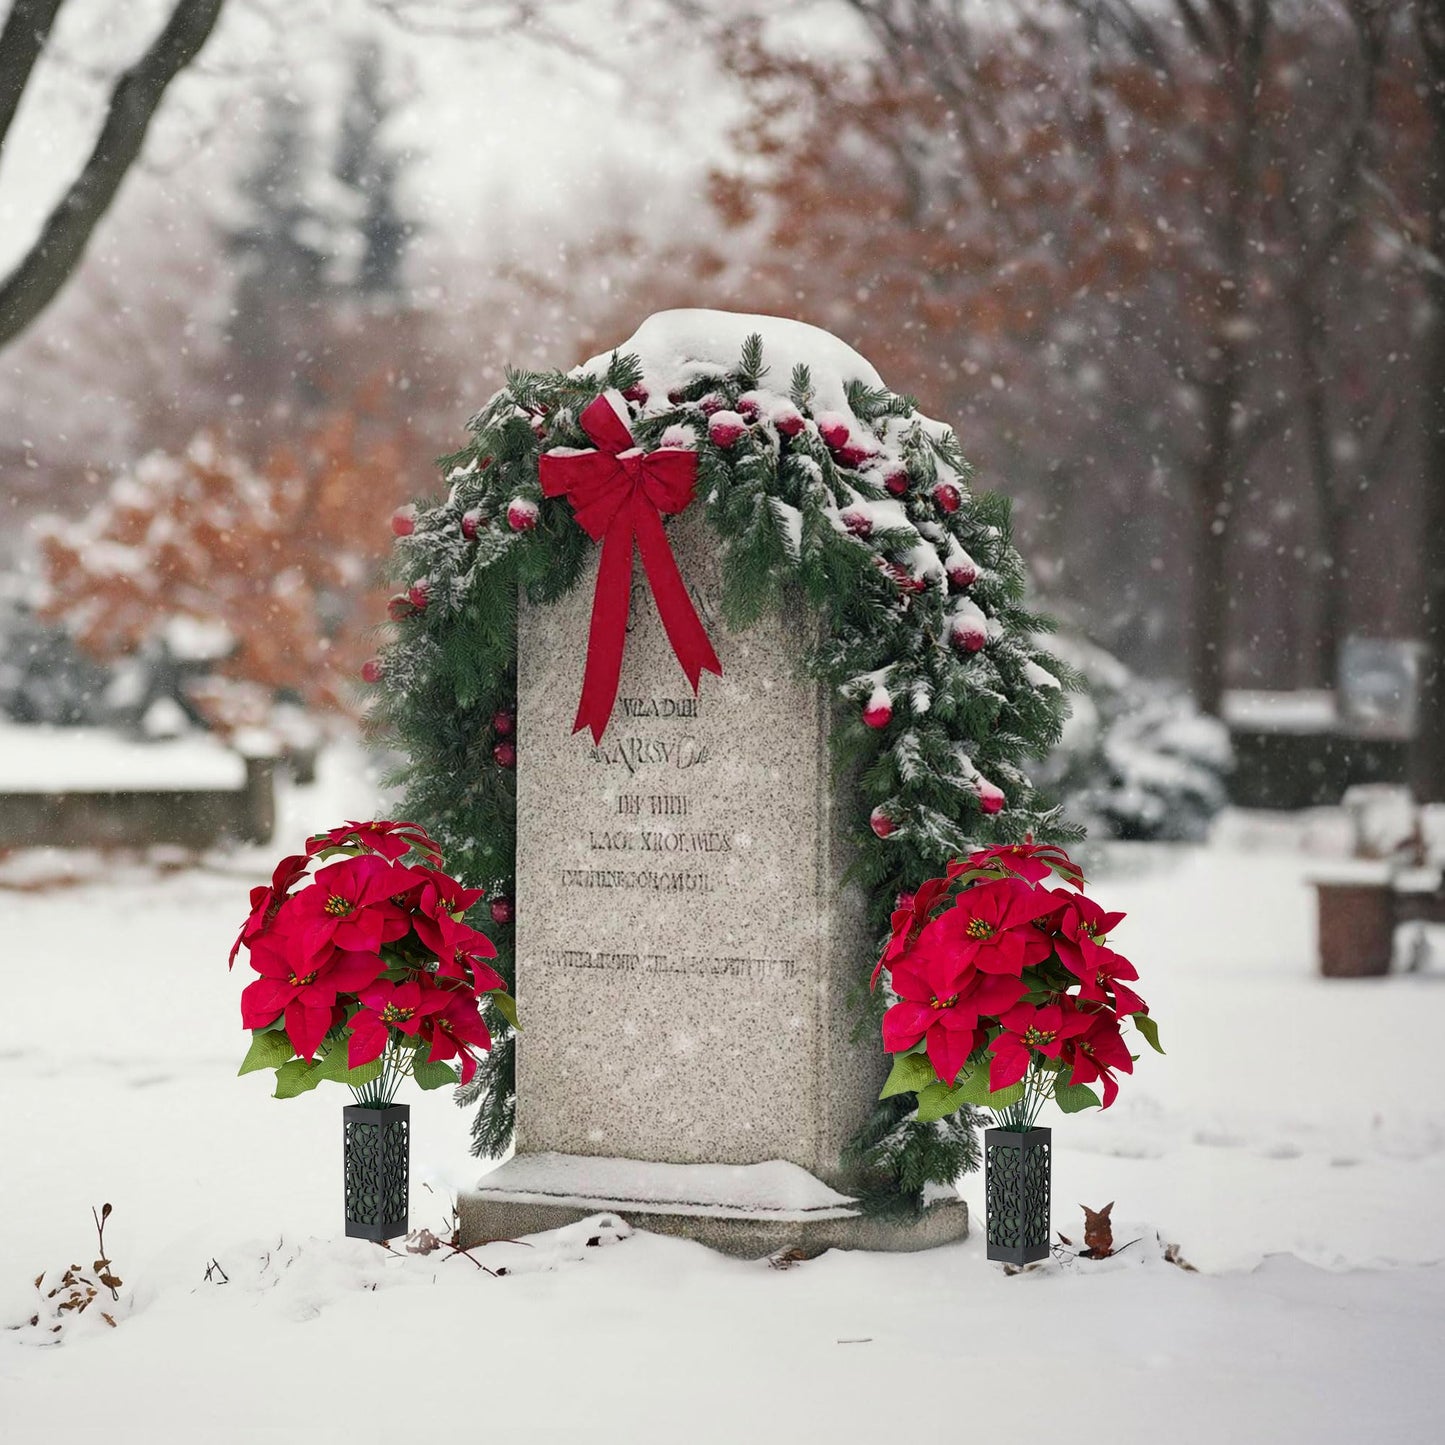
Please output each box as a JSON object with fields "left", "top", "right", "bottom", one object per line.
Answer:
{"left": 0, "top": 0, "right": 225, "bottom": 351}
{"left": 0, "top": 0, "right": 66, "bottom": 154}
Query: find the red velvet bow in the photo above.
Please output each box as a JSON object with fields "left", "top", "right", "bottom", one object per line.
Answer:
{"left": 539, "top": 392, "right": 722, "bottom": 743}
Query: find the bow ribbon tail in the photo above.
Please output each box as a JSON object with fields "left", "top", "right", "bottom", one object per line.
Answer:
{"left": 632, "top": 497, "right": 723, "bottom": 692}
{"left": 573, "top": 512, "right": 637, "bottom": 744}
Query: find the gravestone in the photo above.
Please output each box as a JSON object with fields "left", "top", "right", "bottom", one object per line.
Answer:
{"left": 459, "top": 510, "right": 969, "bottom": 1255}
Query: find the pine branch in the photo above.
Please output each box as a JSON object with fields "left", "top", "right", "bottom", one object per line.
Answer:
{"left": 737, "top": 332, "right": 768, "bottom": 388}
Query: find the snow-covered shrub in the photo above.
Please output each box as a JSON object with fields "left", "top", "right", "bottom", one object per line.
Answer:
{"left": 1034, "top": 631, "right": 1232, "bottom": 842}
{"left": 0, "top": 601, "right": 111, "bottom": 727}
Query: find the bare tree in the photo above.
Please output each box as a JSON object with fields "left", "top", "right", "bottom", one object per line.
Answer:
{"left": 0, "top": 0, "right": 226, "bottom": 349}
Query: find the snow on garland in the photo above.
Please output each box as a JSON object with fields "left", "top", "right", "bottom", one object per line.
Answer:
{"left": 367, "top": 310, "right": 1078, "bottom": 1215}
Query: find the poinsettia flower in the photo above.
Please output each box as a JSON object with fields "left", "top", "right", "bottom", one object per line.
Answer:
{"left": 229, "top": 853, "right": 309, "bottom": 968}
{"left": 883, "top": 949, "right": 1026, "bottom": 1086}
{"left": 1064, "top": 1009, "right": 1135, "bottom": 1107}
{"left": 288, "top": 854, "right": 420, "bottom": 964}
{"left": 240, "top": 942, "right": 387, "bottom": 1060}
{"left": 1053, "top": 890, "right": 1128, "bottom": 981}
{"left": 346, "top": 976, "right": 450, "bottom": 1069}
{"left": 987, "top": 1000, "right": 1093, "bottom": 1092}
{"left": 412, "top": 867, "right": 486, "bottom": 918}
{"left": 306, "top": 819, "right": 443, "bottom": 864}
{"left": 872, "top": 865, "right": 967, "bottom": 988}
{"left": 422, "top": 992, "right": 494, "bottom": 1085}
{"left": 429, "top": 922, "right": 505, "bottom": 994}
{"left": 965, "top": 839, "right": 1083, "bottom": 888}
{"left": 919, "top": 877, "right": 1060, "bottom": 979}
{"left": 1074, "top": 943, "right": 1148, "bottom": 1017}
{"left": 412, "top": 883, "right": 500, "bottom": 988}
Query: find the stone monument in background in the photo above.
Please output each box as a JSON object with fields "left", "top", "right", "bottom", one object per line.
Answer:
{"left": 460, "top": 512, "right": 968, "bottom": 1255}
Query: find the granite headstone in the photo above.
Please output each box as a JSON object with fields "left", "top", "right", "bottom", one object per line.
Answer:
{"left": 460, "top": 510, "right": 968, "bottom": 1255}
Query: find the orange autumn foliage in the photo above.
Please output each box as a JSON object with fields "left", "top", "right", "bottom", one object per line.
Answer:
{"left": 38, "top": 389, "right": 418, "bottom": 732}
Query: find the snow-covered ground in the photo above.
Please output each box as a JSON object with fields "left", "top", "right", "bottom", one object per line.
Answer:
{"left": 2, "top": 758, "right": 1442, "bottom": 1442}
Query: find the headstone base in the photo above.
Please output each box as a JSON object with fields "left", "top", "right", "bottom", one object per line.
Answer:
{"left": 458, "top": 1153, "right": 969, "bottom": 1259}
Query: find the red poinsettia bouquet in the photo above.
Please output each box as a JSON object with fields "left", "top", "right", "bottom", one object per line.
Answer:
{"left": 230, "top": 820, "right": 515, "bottom": 1104}
{"left": 873, "top": 841, "right": 1162, "bottom": 1129}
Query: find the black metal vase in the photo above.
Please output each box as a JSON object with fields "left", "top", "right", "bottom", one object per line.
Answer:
{"left": 984, "top": 1125, "right": 1051, "bottom": 1264}
{"left": 343, "top": 1103, "right": 409, "bottom": 1241}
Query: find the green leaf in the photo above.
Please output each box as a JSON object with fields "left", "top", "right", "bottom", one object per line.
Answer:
{"left": 314, "top": 1045, "right": 384, "bottom": 1087}
{"left": 412, "top": 1059, "right": 460, "bottom": 1091}
{"left": 273, "top": 1058, "right": 324, "bottom": 1100}
{"left": 880, "top": 1051, "right": 938, "bottom": 1100}
{"left": 1132, "top": 1013, "right": 1165, "bottom": 1054}
{"left": 238, "top": 1030, "right": 294, "bottom": 1076}
{"left": 947, "top": 1064, "right": 1026, "bottom": 1110}
{"left": 1053, "top": 1081, "right": 1101, "bottom": 1114}
{"left": 487, "top": 991, "right": 520, "bottom": 1032}
{"left": 914, "top": 1080, "right": 971, "bottom": 1123}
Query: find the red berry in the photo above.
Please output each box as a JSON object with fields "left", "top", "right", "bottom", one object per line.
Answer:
{"left": 736, "top": 393, "right": 762, "bottom": 421}
{"left": 841, "top": 508, "right": 873, "bottom": 539}
{"left": 883, "top": 465, "right": 910, "bottom": 497}
{"left": 976, "top": 780, "right": 1006, "bottom": 815}
{"left": 462, "top": 509, "right": 487, "bottom": 540}
{"left": 492, "top": 709, "right": 514, "bottom": 737}
{"left": 948, "top": 559, "right": 979, "bottom": 590}
{"left": 490, "top": 896, "right": 514, "bottom": 926}
{"left": 774, "top": 407, "right": 806, "bottom": 438}
{"left": 387, "top": 594, "right": 415, "bottom": 622}
{"left": 699, "top": 392, "right": 727, "bottom": 416}
{"left": 390, "top": 506, "right": 416, "bottom": 537}
{"left": 817, "top": 413, "right": 851, "bottom": 450}
{"left": 878, "top": 560, "right": 927, "bottom": 595}
{"left": 407, "top": 581, "right": 430, "bottom": 612}
{"left": 708, "top": 412, "right": 747, "bottom": 448}
{"left": 667, "top": 387, "right": 686, "bottom": 405}
{"left": 951, "top": 622, "right": 986, "bottom": 654}
{"left": 493, "top": 741, "right": 516, "bottom": 768}
{"left": 360, "top": 658, "right": 384, "bottom": 684}
{"left": 622, "top": 384, "right": 649, "bottom": 404}
{"left": 837, "top": 442, "right": 878, "bottom": 469}
{"left": 933, "top": 482, "right": 961, "bottom": 513}
{"left": 863, "top": 699, "right": 893, "bottom": 730}
{"left": 507, "top": 499, "right": 539, "bottom": 531}
{"left": 869, "top": 806, "right": 896, "bottom": 839}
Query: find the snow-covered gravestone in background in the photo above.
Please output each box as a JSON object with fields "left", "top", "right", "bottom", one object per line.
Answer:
{"left": 459, "top": 314, "right": 978, "bottom": 1254}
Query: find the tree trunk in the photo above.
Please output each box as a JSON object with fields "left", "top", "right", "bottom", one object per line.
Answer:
{"left": 1416, "top": 258, "right": 1445, "bottom": 802}
{"left": 1295, "top": 297, "right": 1347, "bottom": 691}
{"left": 1413, "top": 3, "right": 1445, "bottom": 802}
{"left": 1189, "top": 371, "right": 1238, "bottom": 716}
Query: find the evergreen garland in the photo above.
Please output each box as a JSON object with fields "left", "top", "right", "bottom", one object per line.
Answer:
{"left": 367, "top": 332, "right": 1080, "bottom": 1214}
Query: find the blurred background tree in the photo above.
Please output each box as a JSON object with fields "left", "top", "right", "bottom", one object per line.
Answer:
{"left": 36, "top": 384, "right": 415, "bottom": 734}
{"left": 3, "top": 0, "right": 1442, "bottom": 805}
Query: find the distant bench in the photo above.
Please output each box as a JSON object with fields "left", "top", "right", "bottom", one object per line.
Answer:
{"left": 1313, "top": 868, "right": 1445, "bottom": 977}
{"left": 0, "top": 728, "right": 275, "bottom": 851}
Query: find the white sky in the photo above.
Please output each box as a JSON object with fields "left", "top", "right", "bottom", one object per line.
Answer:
{"left": 0, "top": 0, "right": 762, "bottom": 281}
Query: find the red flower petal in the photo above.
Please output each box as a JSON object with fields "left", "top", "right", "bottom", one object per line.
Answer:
{"left": 240, "top": 977, "right": 292, "bottom": 1029}
{"left": 988, "top": 1037, "right": 1031, "bottom": 1093}
{"left": 882, "top": 1001, "right": 935, "bottom": 1053}
{"left": 347, "top": 1014, "right": 389, "bottom": 1070}
{"left": 284, "top": 1000, "right": 333, "bottom": 1061}
{"left": 925, "top": 1021, "right": 976, "bottom": 1088}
